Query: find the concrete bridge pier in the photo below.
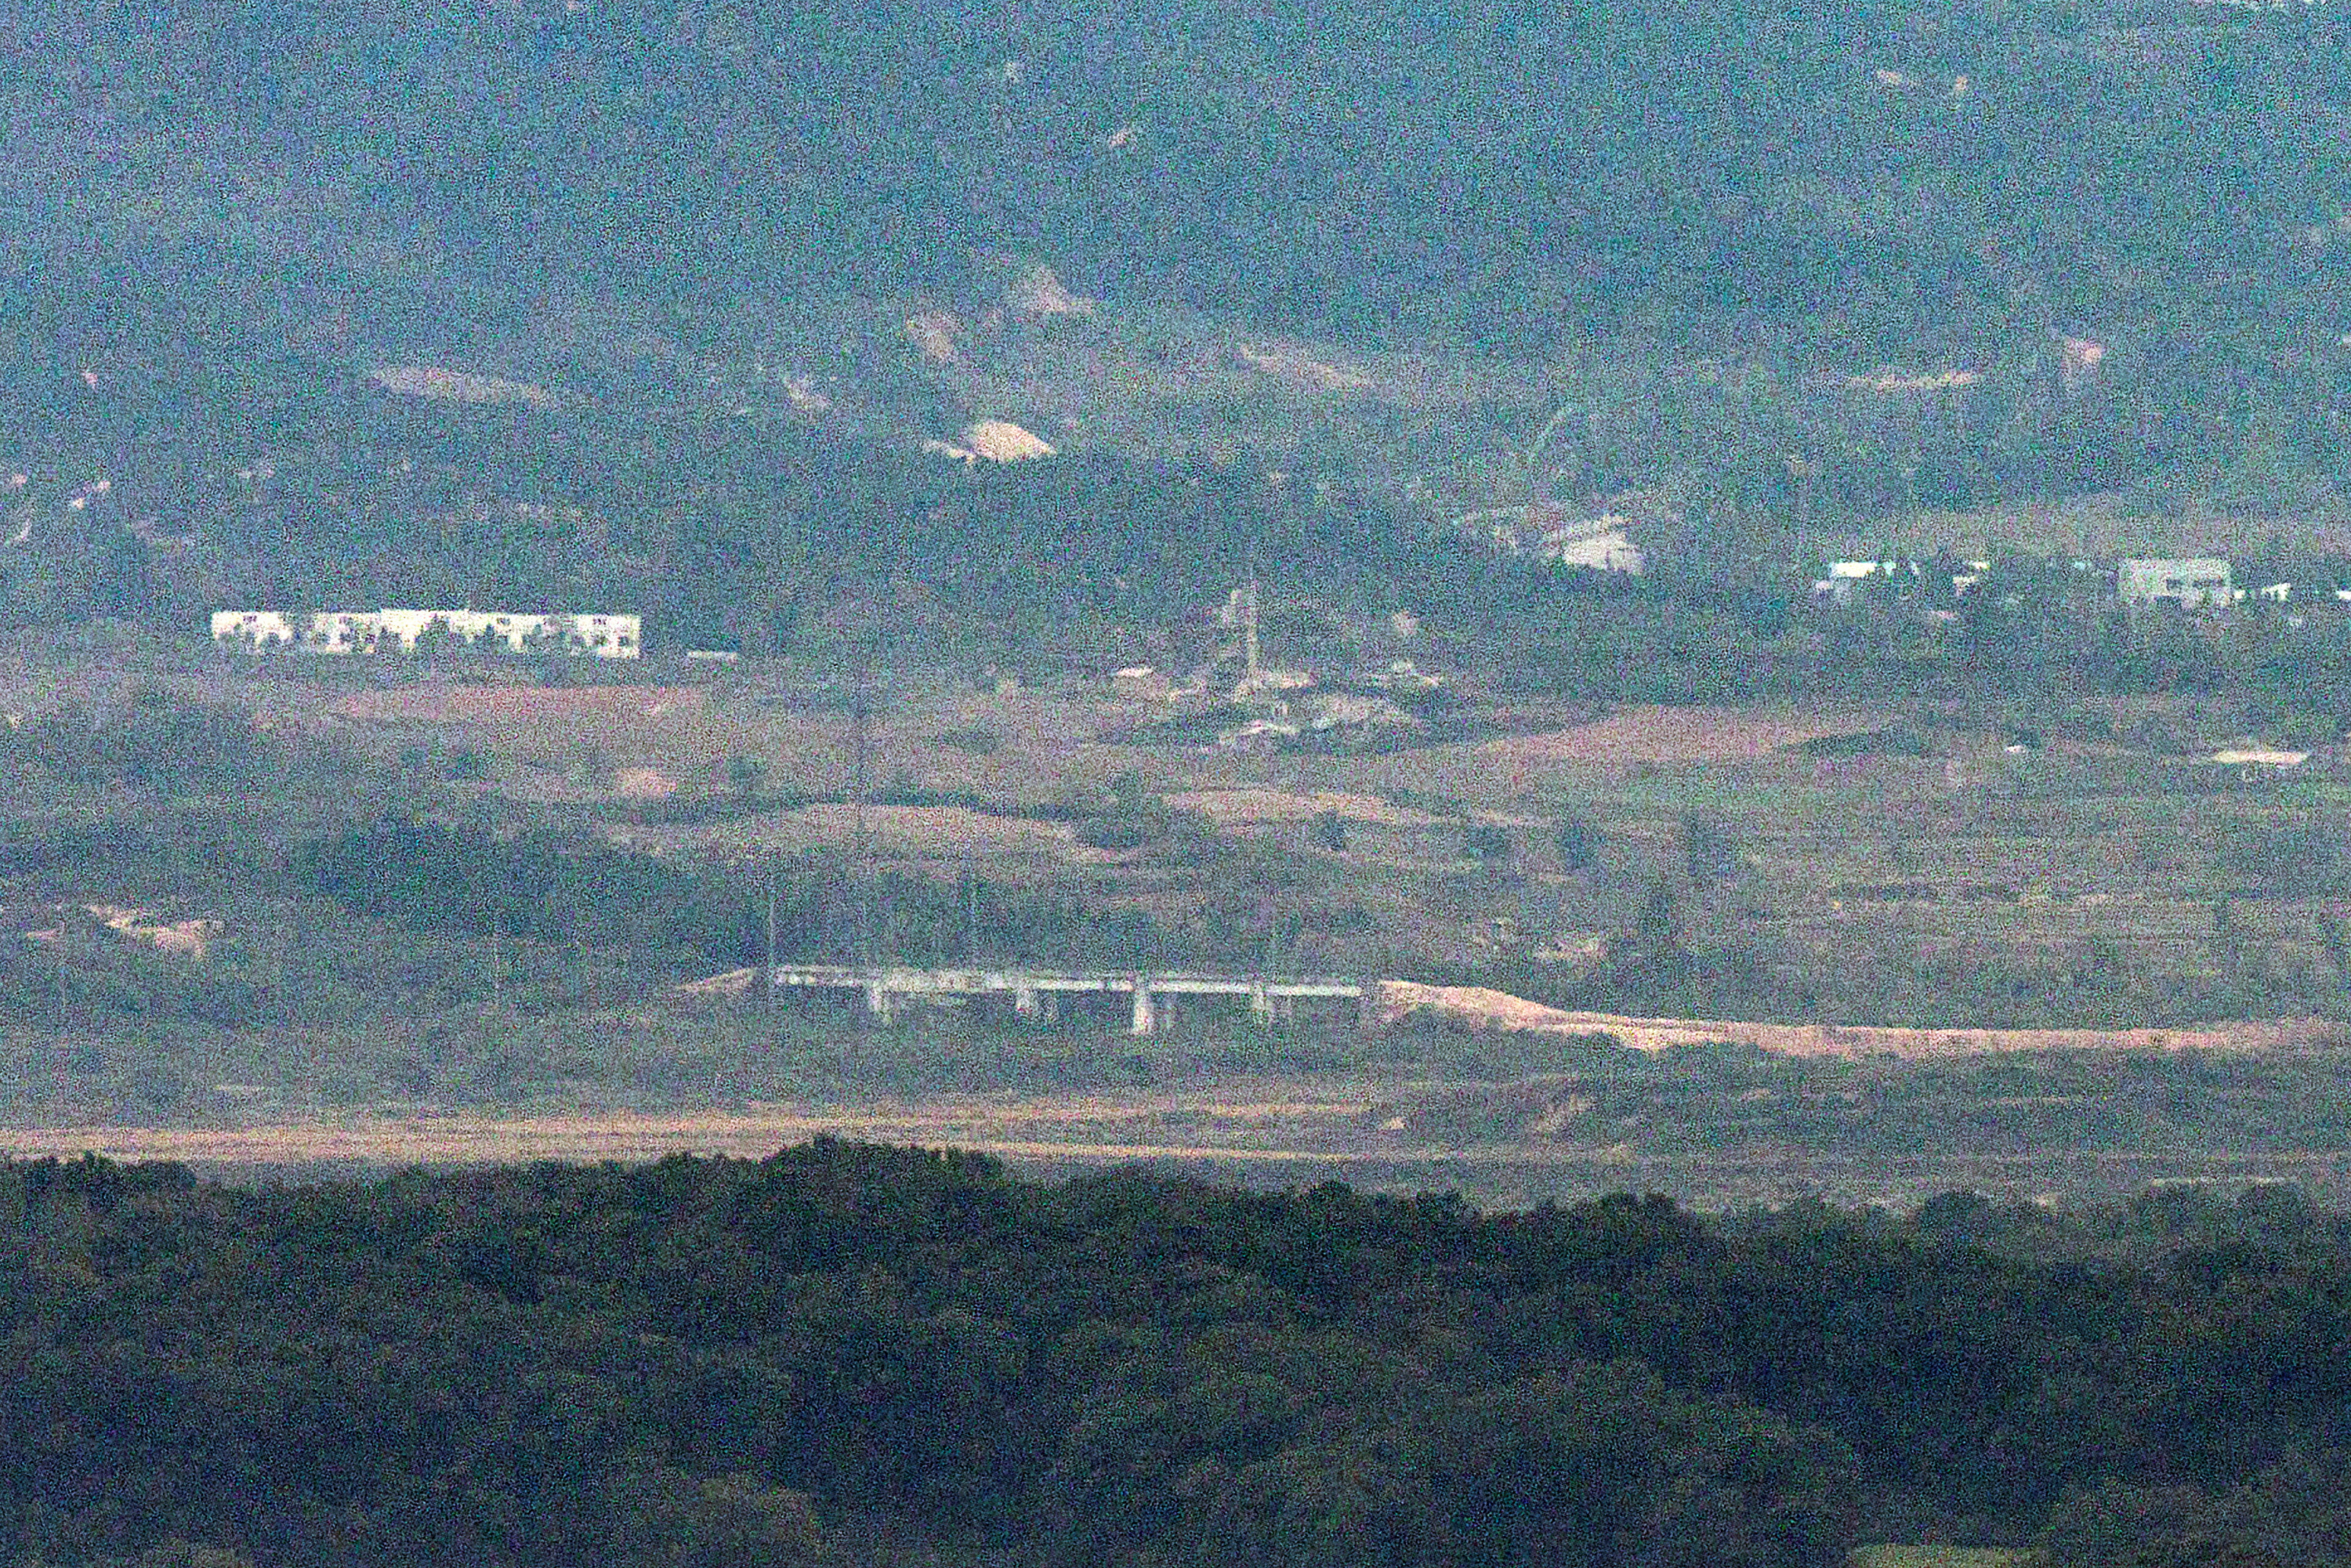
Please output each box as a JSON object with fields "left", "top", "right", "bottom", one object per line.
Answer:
{"left": 769, "top": 962, "right": 1364, "bottom": 1038}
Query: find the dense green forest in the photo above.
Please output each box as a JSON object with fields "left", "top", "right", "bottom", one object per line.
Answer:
{"left": 6, "top": 1146, "right": 2351, "bottom": 1567}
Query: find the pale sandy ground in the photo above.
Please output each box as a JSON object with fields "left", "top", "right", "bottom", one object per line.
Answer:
{"left": 1375, "top": 981, "right": 2341, "bottom": 1058}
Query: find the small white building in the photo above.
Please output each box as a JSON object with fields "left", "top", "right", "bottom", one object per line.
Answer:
{"left": 1483, "top": 508, "right": 1649, "bottom": 576}
{"left": 2118, "top": 558, "right": 2231, "bottom": 609}
{"left": 1813, "top": 559, "right": 1920, "bottom": 602}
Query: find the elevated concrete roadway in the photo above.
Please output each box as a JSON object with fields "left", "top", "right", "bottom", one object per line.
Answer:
{"left": 768, "top": 963, "right": 1365, "bottom": 1034}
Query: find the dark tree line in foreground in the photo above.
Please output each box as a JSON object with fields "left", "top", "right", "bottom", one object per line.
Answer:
{"left": 5, "top": 1148, "right": 2351, "bottom": 1568}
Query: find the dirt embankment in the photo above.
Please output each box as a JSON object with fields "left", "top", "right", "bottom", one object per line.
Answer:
{"left": 1374, "top": 981, "right": 2338, "bottom": 1059}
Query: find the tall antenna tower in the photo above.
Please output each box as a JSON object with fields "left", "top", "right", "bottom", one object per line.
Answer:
{"left": 763, "top": 875, "right": 776, "bottom": 1009}
{"left": 1239, "top": 527, "right": 1263, "bottom": 691}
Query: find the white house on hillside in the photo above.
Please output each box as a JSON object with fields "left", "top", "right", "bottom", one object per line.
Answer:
{"left": 1474, "top": 499, "right": 1654, "bottom": 577}
{"left": 1813, "top": 559, "right": 1922, "bottom": 602}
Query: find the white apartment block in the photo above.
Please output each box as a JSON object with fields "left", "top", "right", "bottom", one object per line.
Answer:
{"left": 211, "top": 609, "right": 642, "bottom": 658}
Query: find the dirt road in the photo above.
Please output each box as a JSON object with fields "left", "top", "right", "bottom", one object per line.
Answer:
{"left": 0, "top": 1088, "right": 1389, "bottom": 1171}
{"left": 8, "top": 1089, "right": 2348, "bottom": 1210}
{"left": 11, "top": 1070, "right": 2351, "bottom": 1210}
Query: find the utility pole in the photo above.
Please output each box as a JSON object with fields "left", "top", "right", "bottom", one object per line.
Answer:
{"left": 850, "top": 622, "right": 872, "bottom": 972}
{"left": 274, "top": 911, "right": 291, "bottom": 1037}
{"left": 763, "top": 874, "right": 776, "bottom": 1009}
{"left": 1242, "top": 576, "right": 1261, "bottom": 687}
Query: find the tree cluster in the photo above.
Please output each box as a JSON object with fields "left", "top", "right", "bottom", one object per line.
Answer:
{"left": 6, "top": 1149, "right": 2351, "bottom": 1567}
{"left": 291, "top": 818, "right": 1243, "bottom": 973}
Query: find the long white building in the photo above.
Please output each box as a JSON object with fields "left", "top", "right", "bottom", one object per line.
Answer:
{"left": 211, "top": 610, "right": 642, "bottom": 659}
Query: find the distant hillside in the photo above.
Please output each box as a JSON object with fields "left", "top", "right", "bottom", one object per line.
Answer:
{"left": 5, "top": 1, "right": 2344, "bottom": 341}
{"left": 1, "top": 0, "right": 2348, "bottom": 633}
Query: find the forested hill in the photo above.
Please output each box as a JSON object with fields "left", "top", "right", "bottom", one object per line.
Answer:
{"left": 4, "top": 2, "right": 2351, "bottom": 639}
{"left": 3, "top": 1, "right": 2347, "bottom": 438}
{"left": 6, "top": 1145, "right": 2351, "bottom": 1568}
{"left": 8, "top": 0, "right": 2345, "bottom": 353}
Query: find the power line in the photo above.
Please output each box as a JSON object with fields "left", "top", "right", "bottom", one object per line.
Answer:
{"left": 850, "top": 614, "right": 873, "bottom": 969}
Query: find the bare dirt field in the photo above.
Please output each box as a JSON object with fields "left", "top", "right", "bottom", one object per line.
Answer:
{"left": 1472, "top": 705, "right": 1885, "bottom": 767}
{"left": 614, "top": 766, "right": 681, "bottom": 798}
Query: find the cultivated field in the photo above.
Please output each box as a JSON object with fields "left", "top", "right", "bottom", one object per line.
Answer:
{"left": 13, "top": 1061, "right": 2351, "bottom": 1210}
{"left": 7, "top": 646, "right": 2351, "bottom": 1206}
{"left": 31, "top": 653, "right": 2351, "bottom": 1018}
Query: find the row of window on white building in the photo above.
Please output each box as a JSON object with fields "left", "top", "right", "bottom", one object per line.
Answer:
{"left": 1817, "top": 558, "right": 2327, "bottom": 610}
{"left": 211, "top": 610, "right": 642, "bottom": 658}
